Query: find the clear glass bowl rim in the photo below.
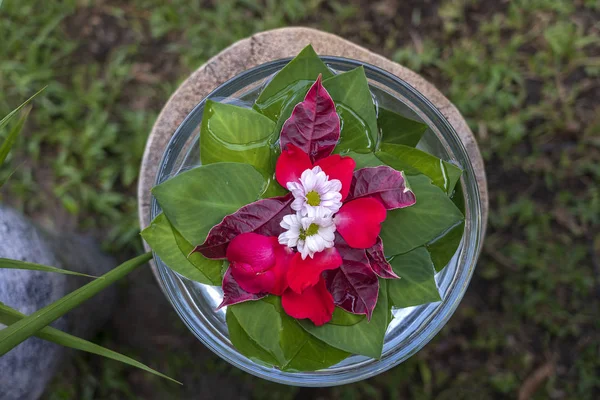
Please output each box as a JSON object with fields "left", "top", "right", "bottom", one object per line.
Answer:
{"left": 150, "top": 56, "right": 483, "bottom": 387}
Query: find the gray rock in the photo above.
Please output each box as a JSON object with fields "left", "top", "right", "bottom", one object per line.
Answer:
{"left": 0, "top": 205, "right": 117, "bottom": 400}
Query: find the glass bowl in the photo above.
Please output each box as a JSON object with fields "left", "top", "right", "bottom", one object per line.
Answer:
{"left": 149, "top": 57, "right": 483, "bottom": 387}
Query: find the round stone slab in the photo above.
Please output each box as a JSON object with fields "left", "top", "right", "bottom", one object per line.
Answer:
{"left": 138, "top": 27, "right": 489, "bottom": 269}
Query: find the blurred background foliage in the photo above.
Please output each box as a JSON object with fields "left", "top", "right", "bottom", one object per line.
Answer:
{"left": 0, "top": 0, "right": 598, "bottom": 399}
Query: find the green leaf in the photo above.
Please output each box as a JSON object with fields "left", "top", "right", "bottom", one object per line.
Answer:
{"left": 345, "top": 151, "right": 384, "bottom": 169}
{"left": 0, "top": 107, "right": 29, "bottom": 172}
{"left": 255, "top": 45, "right": 333, "bottom": 120}
{"left": 229, "top": 297, "right": 286, "bottom": 365}
{"left": 152, "top": 163, "right": 265, "bottom": 245}
{"left": 141, "top": 213, "right": 222, "bottom": 285}
{"left": 0, "top": 87, "right": 46, "bottom": 131}
{"left": 0, "top": 252, "right": 152, "bottom": 355}
{"left": 387, "top": 248, "right": 441, "bottom": 308}
{"left": 0, "top": 258, "right": 96, "bottom": 278}
{"left": 377, "top": 143, "right": 462, "bottom": 194}
{"left": 426, "top": 184, "right": 466, "bottom": 272}
{"left": 0, "top": 302, "right": 180, "bottom": 384}
{"left": 378, "top": 107, "right": 428, "bottom": 148}
{"left": 300, "top": 280, "right": 390, "bottom": 359}
{"left": 380, "top": 175, "right": 464, "bottom": 256}
{"left": 226, "top": 308, "right": 280, "bottom": 367}
{"left": 200, "top": 100, "right": 277, "bottom": 177}
{"left": 329, "top": 307, "right": 365, "bottom": 326}
{"left": 228, "top": 297, "right": 349, "bottom": 370}
{"left": 324, "top": 67, "right": 378, "bottom": 152}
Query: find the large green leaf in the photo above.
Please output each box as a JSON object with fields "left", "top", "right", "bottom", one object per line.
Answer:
{"left": 200, "top": 100, "right": 277, "bottom": 176}
{"left": 300, "top": 280, "right": 390, "bottom": 359}
{"left": 0, "top": 302, "right": 180, "bottom": 384}
{"left": 324, "top": 67, "right": 378, "bottom": 152}
{"left": 226, "top": 307, "right": 281, "bottom": 367}
{"left": 426, "top": 184, "right": 466, "bottom": 272}
{"left": 387, "top": 248, "right": 441, "bottom": 308}
{"left": 426, "top": 222, "right": 464, "bottom": 272}
{"left": 141, "top": 213, "right": 222, "bottom": 285}
{"left": 377, "top": 143, "right": 462, "bottom": 194}
{"left": 0, "top": 258, "right": 96, "bottom": 278}
{"left": 0, "top": 252, "right": 152, "bottom": 355}
{"left": 228, "top": 297, "right": 349, "bottom": 370}
{"left": 329, "top": 307, "right": 365, "bottom": 326}
{"left": 378, "top": 107, "right": 428, "bottom": 148}
{"left": 254, "top": 45, "right": 333, "bottom": 121}
{"left": 152, "top": 163, "right": 265, "bottom": 245}
{"left": 380, "top": 175, "right": 464, "bottom": 256}
{"left": 346, "top": 151, "right": 384, "bottom": 169}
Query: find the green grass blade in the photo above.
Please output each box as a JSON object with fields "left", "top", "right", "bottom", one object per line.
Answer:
{"left": 0, "top": 106, "right": 30, "bottom": 169}
{"left": 0, "top": 302, "right": 181, "bottom": 384}
{"left": 0, "top": 258, "right": 97, "bottom": 278}
{"left": 0, "top": 252, "right": 152, "bottom": 355}
{"left": 0, "top": 86, "right": 46, "bottom": 130}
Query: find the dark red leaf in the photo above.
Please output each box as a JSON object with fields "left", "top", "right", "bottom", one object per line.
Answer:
{"left": 194, "top": 194, "right": 293, "bottom": 259}
{"left": 216, "top": 268, "right": 266, "bottom": 310}
{"left": 280, "top": 75, "right": 340, "bottom": 163}
{"left": 324, "top": 235, "right": 379, "bottom": 319}
{"left": 346, "top": 166, "right": 416, "bottom": 210}
{"left": 366, "top": 237, "right": 399, "bottom": 279}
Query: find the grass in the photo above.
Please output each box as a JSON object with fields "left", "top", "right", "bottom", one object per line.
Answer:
{"left": 1, "top": 0, "right": 598, "bottom": 399}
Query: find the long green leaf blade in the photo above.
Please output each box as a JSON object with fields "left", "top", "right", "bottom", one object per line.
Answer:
{"left": 0, "top": 252, "right": 152, "bottom": 355}
{"left": 0, "top": 107, "right": 30, "bottom": 169}
{"left": 0, "top": 302, "right": 180, "bottom": 384}
{"left": 0, "top": 258, "right": 97, "bottom": 278}
{"left": 0, "top": 86, "right": 46, "bottom": 130}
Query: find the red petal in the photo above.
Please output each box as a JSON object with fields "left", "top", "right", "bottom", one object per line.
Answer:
{"left": 217, "top": 268, "right": 266, "bottom": 310}
{"left": 287, "top": 248, "right": 342, "bottom": 293}
{"left": 269, "top": 238, "right": 294, "bottom": 296}
{"left": 280, "top": 75, "right": 341, "bottom": 163}
{"left": 227, "top": 233, "right": 277, "bottom": 294}
{"left": 366, "top": 236, "right": 399, "bottom": 279}
{"left": 230, "top": 262, "right": 275, "bottom": 294}
{"left": 315, "top": 154, "right": 356, "bottom": 201}
{"left": 334, "top": 198, "right": 386, "bottom": 249}
{"left": 282, "top": 277, "right": 335, "bottom": 326}
{"left": 275, "top": 144, "right": 313, "bottom": 188}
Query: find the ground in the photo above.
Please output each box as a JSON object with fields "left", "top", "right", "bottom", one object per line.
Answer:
{"left": 0, "top": 0, "right": 599, "bottom": 399}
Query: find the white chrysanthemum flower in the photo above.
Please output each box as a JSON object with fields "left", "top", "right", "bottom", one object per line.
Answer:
{"left": 287, "top": 166, "right": 342, "bottom": 218}
{"left": 278, "top": 213, "right": 336, "bottom": 259}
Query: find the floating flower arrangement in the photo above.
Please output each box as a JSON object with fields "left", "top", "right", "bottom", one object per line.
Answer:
{"left": 142, "top": 45, "right": 465, "bottom": 371}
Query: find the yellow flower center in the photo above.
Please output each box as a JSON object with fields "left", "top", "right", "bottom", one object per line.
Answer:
{"left": 306, "top": 190, "right": 321, "bottom": 206}
{"left": 299, "top": 223, "right": 320, "bottom": 240}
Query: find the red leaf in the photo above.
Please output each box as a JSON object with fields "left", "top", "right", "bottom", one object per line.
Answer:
{"left": 324, "top": 236, "right": 379, "bottom": 319}
{"left": 217, "top": 268, "right": 267, "bottom": 310}
{"left": 280, "top": 75, "right": 340, "bottom": 163}
{"left": 346, "top": 166, "right": 416, "bottom": 210}
{"left": 334, "top": 197, "right": 386, "bottom": 249}
{"left": 282, "top": 277, "right": 335, "bottom": 326}
{"left": 366, "top": 237, "right": 399, "bottom": 279}
{"left": 194, "top": 194, "right": 293, "bottom": 259}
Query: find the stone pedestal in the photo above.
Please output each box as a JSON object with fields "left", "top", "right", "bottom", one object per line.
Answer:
{"left": 0, "top": 205, "right": 117, "bottom": 400}
{"left": 137, "top": 27, "right": 488, "bottom": 280}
